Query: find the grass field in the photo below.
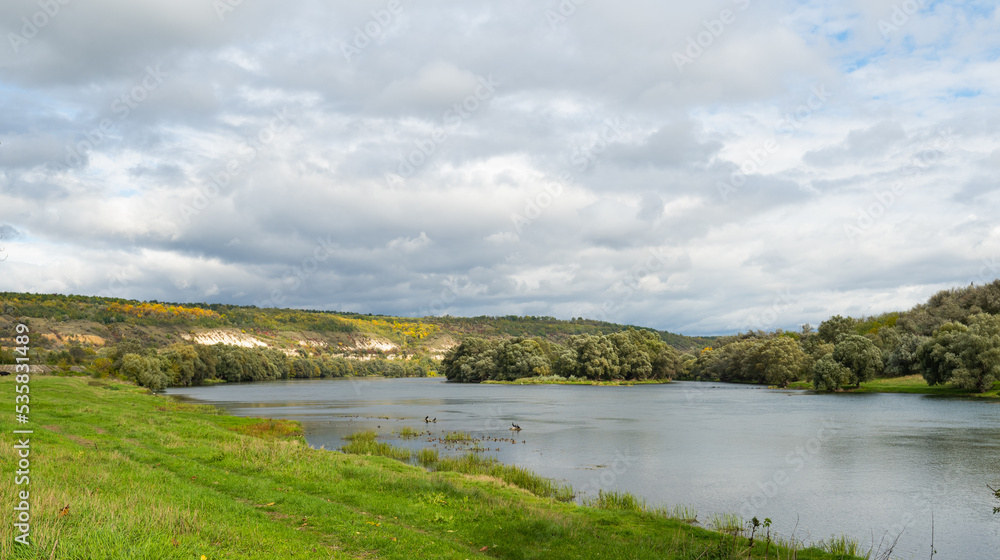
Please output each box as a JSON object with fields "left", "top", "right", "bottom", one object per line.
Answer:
{"left": 787, "top": 374, "right": 1000, "bottom": 397}
{"left": 0, "top": 375, "right": 866, "bottom": 559}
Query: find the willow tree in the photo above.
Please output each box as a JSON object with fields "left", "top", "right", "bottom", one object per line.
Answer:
{"left": 918, "top": 313, "right": 1000, "bottom": 393}
{"left": 831, "top": 335, "right": 882, "bottom": 387}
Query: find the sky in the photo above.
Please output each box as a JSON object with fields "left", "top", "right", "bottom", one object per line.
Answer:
{"left": 1, "top": 0, "right": 999, "bottom": 335}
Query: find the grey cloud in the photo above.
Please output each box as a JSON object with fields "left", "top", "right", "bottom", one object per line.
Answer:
{"left": 0, "top": 0, "right": 996, "bottom": 335}
{"left": 803, "top": 121, "right": 906, "bottom": 167}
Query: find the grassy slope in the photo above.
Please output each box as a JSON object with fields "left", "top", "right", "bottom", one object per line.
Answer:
{"left": 0, "top": 376, "right": 859, "bottom": 560}
{"left": 787, "top": 374, "right": 1000, "bottom": 397}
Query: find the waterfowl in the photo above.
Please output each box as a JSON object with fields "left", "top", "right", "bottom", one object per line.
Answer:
{"left": 510, "top": 423, "right": 522, "bottom": 432}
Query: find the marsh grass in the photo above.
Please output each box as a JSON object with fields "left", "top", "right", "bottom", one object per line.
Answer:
{"left": 398, "top": 426, "right": 420, "bottom": 438}
{"left": 709, "top": 512, "right": 745, "bottom": 535}
{"left": 584, "top": 489, "right": 647, "bottom": 512}
{"left": 231, "top": 418, "right": 304, "bottom": 439}
{"left": 586, "top": 491, "right": 698, "bottom": 524}
{"left": 817, "top": 534, "right": 864, "bottom": 556}
{"left": 429, "top": 452, "right": 575, "bottom": 502}
{"left": 340, "top": 430, "right": 411, "bottom": 460}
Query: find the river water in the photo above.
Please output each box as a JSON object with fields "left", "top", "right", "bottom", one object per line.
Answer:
{"left": 165, "top": 378, "right": 1000, "bottom": 559}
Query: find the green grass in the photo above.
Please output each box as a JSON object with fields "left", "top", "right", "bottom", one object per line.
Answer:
{"left": 340, "top": 430, "right": 412, "bottom": 460}
{"left": 428, "top": 453, "right": 575, "bottom": 502}
{"left": 788, "top": 374, "right": 1000, "bottom": 397}
{"left": 397, "top": 426, "right": 420, "bottom": 439}
{"left": 815, "top": 534, "right": 865, "bottom": 556}
{"left": 442, "top": 431, "right": 472, "bottom": 442}
{"left": 484, "top": 376, "right": 672, "bottom": 386}
{"left": 584, "top": 489, "right": 647, "bottom": 512}
{"left": 0, "top": 376, "right": 865, "bottom": 559}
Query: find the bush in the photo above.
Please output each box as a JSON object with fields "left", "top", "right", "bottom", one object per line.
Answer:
{"left": 120, "top": 353, "right": 169, "bottom": 390}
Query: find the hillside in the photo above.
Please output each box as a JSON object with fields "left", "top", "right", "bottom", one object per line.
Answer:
{"left": 0, "top": 292, "right": 711, "bottom": 363}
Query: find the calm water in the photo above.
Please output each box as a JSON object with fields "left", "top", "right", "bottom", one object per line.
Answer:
{"left": 165, "top": 378, "right": 1000, "bottom": 559}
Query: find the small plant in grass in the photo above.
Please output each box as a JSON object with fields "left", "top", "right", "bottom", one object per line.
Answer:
{"left": 398, "top": 426, "right": 420, "bottom": 438}
{"left": 817, "top": 534, "right": 863, "bottom": 556}
{"left": 708, "top": 512, "right": 743, "bottom": 536}
{"left": 341, "top": 430, "right": 411, "bottom": 460}
{"left": 443, "top": 431, "right": 472, "bottom": 442}
{"left": 584, "top": 490, "right": 646, "bottom": 512}
{"left": 435, "top": 453, "right": 574, "bottom": 501}
{"left": 417, "top": 447, "right": 439, "bottom": 466}
{"left": 232, "top": 418, "right": 303, "bottom": 439}
{"left": 662, "top": 504, "right": 698, "bottom": 524}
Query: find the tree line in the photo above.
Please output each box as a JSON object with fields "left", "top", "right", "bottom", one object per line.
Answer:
{"left": 687, "top": 280, "right": 1000, "bottom": 393}
{"left": 442, "top": 328, "right": 683, "bottom": 382}
{"left": 104, "top": 340, "right": 436, "bottom": 390}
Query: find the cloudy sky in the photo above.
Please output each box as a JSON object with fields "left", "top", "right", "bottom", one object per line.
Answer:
{"left": 1, "top": 0, "right": 998, "bottom": 335}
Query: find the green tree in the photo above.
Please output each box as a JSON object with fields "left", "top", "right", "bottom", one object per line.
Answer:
{"left": 813, "top": 354, "right": 851, "bottom": 391}
{"left": 568, "top": 334, "right": 620, "bottom": 380}
{"left": 159, "top": 343, "right": 206, "bottom": 386}
{"left": 608, "top": 331, "right": 652, "bottom": 380}
{"left": 442, "top": 338, "right": 500, "bottom": 382}
{"left": 818, "top": 315, "right": 855, "bottom": 343}
{"left": 832, "top": 335, "right": 883, "bottom": 387}
{"left": 495, "top": 338, "right": 551, "bottom": 381}
{"left": 110, "top": 338, "right": 150, "bottom": 373}
{"left": 917, "top": 314, "right": 1000, "bottom": 392}
{"left": 120, "top": 353, "right": 169, "bottom": 390}
{"left": 883, "top": 333, "right": 927, "bottom": 378}
{"left": 751, "top": 336, "right": 807, "bottom": 387}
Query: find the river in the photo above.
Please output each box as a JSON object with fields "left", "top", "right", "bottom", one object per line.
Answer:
{"left": 165, "top": 378, "right": 1000, "bottom": 559}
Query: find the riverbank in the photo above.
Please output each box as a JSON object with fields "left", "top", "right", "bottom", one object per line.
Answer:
{"left": 0, "top": 376, "right": 864, "bottom": 559}
{"left": 785, "top": 374, "right": 1000, "bottom": 397}
{"left": 482, "top": 376, "right": 672, "bottom": 386}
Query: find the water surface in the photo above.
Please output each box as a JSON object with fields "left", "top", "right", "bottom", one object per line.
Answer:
{"left": 166, "top": 378, "right": 1000, "bottom": 559}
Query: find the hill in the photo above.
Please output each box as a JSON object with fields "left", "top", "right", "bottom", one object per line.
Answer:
{"left": 0, "top": 292, "right": 711, "bottom": 364}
